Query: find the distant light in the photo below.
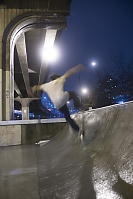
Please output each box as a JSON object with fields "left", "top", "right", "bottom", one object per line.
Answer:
{"left": 67, "top": 101, "right": 70, "bottom": 104}
{"left": 91, "top": 61, "right": 97, "bottom": 67}
{"left": 42, "top": 46, "right": 60, "bottom": 63}
{"left": 14, "top": 110, "right": 22, "bottom": 114}
{"left": 81, "top": 88, "right": 88, "bottom": 95}
{"left": 117, "top": 100, "right": 124, "bottom": 104}
{"left": 29, "top": 113, "right": 35, "bottom": 118}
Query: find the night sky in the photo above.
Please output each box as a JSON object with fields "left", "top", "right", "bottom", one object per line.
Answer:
{"left": 50, "top": 0, "right": 133, "bottom": 94}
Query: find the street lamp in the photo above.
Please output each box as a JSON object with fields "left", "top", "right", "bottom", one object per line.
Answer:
{"left": 42, "top": 46, "right": 60, "bottom": 63}
{"left": 91, "top": 61, "right": 97, "bottom": 67}
{"left": 80, "top": 87, "right": 89, "bottom": 108}
{"left": 81, "top": 87, "right": 88, "bottom": 95}
{"left": 41, "top": 29, "right": 60, "bottom": 63}
{"left": 90, "top": 60, "right": 101, "bottom": 81}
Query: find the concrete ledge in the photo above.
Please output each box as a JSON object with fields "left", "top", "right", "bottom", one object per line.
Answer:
{"left": 0, "top": 118, "right": 66, "bottom": 126}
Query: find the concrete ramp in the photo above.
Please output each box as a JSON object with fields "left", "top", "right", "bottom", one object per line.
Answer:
{"left": 0, "top": 101, "right": 133, "bottom": 198}
{"left": 38, "top": 101, "right": 133, "bottom": 199}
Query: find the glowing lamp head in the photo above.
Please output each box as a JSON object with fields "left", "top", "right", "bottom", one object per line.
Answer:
{"left": 42, "top": 46, "right": 60, "bottom": 63}
{"left": 91, "top": 61, "right": 97, "bottom": 67}
{"left": 81, "top": 88, "right": 88, "bottom": 95}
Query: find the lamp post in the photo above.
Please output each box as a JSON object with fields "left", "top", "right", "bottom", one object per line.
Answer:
{"left": 90, "top": 60, "right": 101, "bottom": 81}
{"left": 81, "top": 87, "right": 88, "bottom": 108}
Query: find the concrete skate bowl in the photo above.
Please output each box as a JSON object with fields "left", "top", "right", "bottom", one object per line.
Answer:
{"left": 38, "top": 101, "right": 133, "bottom": 199}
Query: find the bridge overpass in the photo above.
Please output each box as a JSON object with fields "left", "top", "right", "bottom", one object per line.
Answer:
{"left": 0, "top": 0, "right": 71, "bottom": 121}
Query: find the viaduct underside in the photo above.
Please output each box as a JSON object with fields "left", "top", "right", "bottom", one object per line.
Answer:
{"left": 0, "top": 0, "right": 71, "bottom": 121}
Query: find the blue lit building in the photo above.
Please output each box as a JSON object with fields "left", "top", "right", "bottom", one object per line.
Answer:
{"left": 112, "top": 94, "right": 131, "bottom": 105}
{"left": 41, "top": 92, "right": 78, "bottom": 118}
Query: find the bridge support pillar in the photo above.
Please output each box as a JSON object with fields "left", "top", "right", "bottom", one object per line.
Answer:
{"left": 0, "top": 39, "right": 2, "bottom": 121}
{"left": 15, "top": 98, "right": 39, "bottom": 120}
{"left": 22, "top": 104, "right": 29, "bottom": 120}
{"left": 16, "top": 98, "right": 30, "bottom": 120}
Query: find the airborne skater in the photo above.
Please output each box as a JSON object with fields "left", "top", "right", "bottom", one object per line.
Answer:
{"left": 32, "top": 64, "right": 84, "bottom": 133}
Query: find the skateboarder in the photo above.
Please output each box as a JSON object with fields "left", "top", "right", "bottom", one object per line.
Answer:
{"left": 32, "top": 64, "right": 84, "bottom": 132}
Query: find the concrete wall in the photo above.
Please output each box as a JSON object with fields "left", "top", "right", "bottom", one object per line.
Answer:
{"left": 21, "top": 122, "right": 67, "bottom": 144}
{"left": 0, "top": 125, "right": 21, "bottom": 146}
{"left": 0, "top": 118, "right": 67, "bottom": 146}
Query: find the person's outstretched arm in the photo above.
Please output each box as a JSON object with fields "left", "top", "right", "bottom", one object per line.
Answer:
{"left": 62, "top": 64, "right": 84, "bottom": 79}
{"left": 31, "top": 64, "right": 84, "bottom": 96}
